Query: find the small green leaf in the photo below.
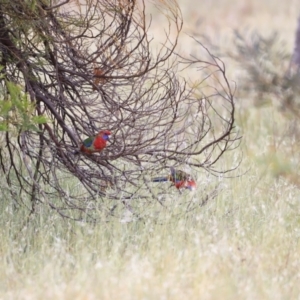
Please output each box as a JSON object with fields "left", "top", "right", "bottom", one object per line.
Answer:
{"left": 26, "top": 124, "right": 41, "bottom": 132}
{"left": 6, "top": 81, "right": 20, "bottom": 102}
{"left": 32, "top": 115, "right": 48, "bottom": 124}
{"left": 0, "top": 123, "right": 8, "bottom": 131}
{"left": 0, "top": 100, "right": 12, "bottom": 115}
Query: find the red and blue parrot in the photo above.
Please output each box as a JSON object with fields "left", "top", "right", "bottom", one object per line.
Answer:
{"left": 76, "top": 130, "right": 111, "bottom": 154}
{"left": 152, "top": 167, "right": 197, "bottom": 191}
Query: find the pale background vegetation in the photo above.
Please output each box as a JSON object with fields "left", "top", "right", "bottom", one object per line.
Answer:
{"left": 1, "top": 0, "right": 300, "bottom": 299}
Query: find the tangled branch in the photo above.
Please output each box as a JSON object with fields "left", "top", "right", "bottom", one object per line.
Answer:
{"left": 0, "top": 0, "right": 240, "bottom": 220}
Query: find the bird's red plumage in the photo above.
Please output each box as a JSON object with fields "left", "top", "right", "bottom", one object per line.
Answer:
{"left": 152, "top": 168, "right": 197, "bottom": 191}
{"left": 175, "top": 180, "right": 197, "bottom": 190}
{"left": 78, "top": 130, "right": 111, "bottom": 154}
{"left": 93, "top": 135, "right": 107, "bottom": 151}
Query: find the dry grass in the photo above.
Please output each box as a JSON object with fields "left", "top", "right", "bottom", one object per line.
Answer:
{"left": 1, "top": 0, "right": 300, "bottom": 299}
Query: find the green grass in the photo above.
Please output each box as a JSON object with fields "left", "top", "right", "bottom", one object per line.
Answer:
{"left": 2, "top": 0, "right": 300, "bottom": 299}
{"left": 1, "top": 104, "right": 300, "bottom": 299}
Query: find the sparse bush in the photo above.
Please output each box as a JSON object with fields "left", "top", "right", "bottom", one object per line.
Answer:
{"left": 203, "top": 23, "right": 300, "bottom": 186}
{"left": 0, "top": 0, "right": 240, "bottom": 220}
{"left": 207, "top": 26, "right": 300, "bottom": 110}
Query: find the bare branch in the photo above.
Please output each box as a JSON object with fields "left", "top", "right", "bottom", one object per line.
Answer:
{"left": 0, "top": 0, "right": 240, "bottom": 220}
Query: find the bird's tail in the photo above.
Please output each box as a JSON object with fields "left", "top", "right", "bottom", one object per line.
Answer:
{"left": 152, "top": 176, "right": 169, "bottom": 182}
{"left": 73, "top": 149, "right": 80, "bottom": 155}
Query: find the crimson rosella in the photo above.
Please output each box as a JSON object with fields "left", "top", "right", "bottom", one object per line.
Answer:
{"left": 152, "top": 167, "right": 197, "bottom": 191}
{"left": 75, "top": 130, "right": 111, "bottom": 154}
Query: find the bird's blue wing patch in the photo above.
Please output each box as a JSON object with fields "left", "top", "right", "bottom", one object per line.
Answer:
{"left": 83, "top": 137, "right": 93, "bottom": 147}
{"left": 152, "top": 177, "right": 168, "bottom": 182}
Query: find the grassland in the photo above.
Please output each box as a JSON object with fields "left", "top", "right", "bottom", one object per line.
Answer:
{"left": 1, "top": 0, "right": 300, "bottom": 299}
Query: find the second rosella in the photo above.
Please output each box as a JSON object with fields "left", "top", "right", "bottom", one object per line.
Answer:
{"left": 76, "top": 130, "right": 111, "bottom": 154}
{"left": 152, "top": 167, "right": 197, "bottom": 191}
